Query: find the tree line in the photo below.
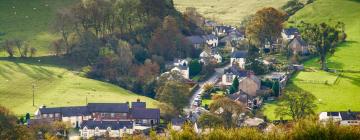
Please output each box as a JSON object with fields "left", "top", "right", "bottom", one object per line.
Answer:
{"left": 48, "top": 0, "right": 203, "bottom": 98}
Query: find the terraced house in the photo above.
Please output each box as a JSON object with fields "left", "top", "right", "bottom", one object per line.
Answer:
{"left": 33, "top": 100, "right": 160, "bottom": 138}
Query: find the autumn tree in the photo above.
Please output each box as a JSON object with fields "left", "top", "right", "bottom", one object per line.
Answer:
{"left": 69, "top": 31, "right": 101, "bottom": 64}
{"left": 299, "top": 22, "right": 344, "bottom": 70}
{"left": 275, "top": 90, "right": 317, "bottom": 120}
{"left": 0, "top": 106, "right": 31, "bottom": 140}
{"left": 148, "top": 16, "right": 192, "bottom": 61}
{"left": 246, "top": 7, "right": 286, "bottom": 49}
{"left": 156, "top": 80, "right": 190, "bottom": 111}
{"left": 210, "top": 97, "right": 245, "bottom": 128}
{"left": 198, "top": 112, "right": 223, "bottom": 130}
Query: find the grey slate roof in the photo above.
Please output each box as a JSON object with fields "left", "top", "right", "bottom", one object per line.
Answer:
{"left": 340, "top": 111, "right": 360, "bottom": 120}
{"left": 131, "top": 102, "right": 146, "bottom": 109}
{"left": 202, "top": 34, "right": 217, "bottom": 41}
{"left": 61, "top": 106, "right": 89, "bottom": 117}
{"left": 131, "top": 108, "right": 160, "bottom": 119}
{"left": 81, "top": 120, "right": 133, "bottom": 129}
{"left": 283, "top": 28, "right": 299, "bottom": 36}
{"left": 231, "top": 51, "right": 248, "bottom": 58}
{"left": 39, "top": 107, "right": 62, "bottom": 114}
{"left": 87, "top": 103, "right": 129, "bottom": 113}
{"left": 224, "top": 66, "right": 248, "bottom": 77}
{"left": 39, "top": 106, "right": 90, "bottom": 117}
{"left": 186, "top": 36, "right": 204, "bottom": 44}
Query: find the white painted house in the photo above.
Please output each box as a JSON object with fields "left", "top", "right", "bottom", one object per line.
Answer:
{"left": 319, "top": 111, "right": 360, "bottom": 126}
{"left": 230, "top": 51, "right": 248, "bottom": 69}
{"left": 80, "top": 121, "right": 135, "bottom": 138}
{"left": 171, "top": 59, "right": 190, "bottom": 79}
{"left": 281, "top": 28, "right": 300, "bottom": 41}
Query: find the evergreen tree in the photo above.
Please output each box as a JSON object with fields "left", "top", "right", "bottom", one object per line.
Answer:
{"left": 272, "top": 80, "right": 280, "bottom": 97}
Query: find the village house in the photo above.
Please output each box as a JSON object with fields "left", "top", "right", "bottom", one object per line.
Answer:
{"left": 230, "top": 51, "right": 248, "bottom": 69}
{"left": 186, "top": 36, "right": 204, "bottom": 49}
{"left": 238, "top": 73, "right": 261, "bottom": 97}
{"left": 80, "top": 121, "right": 134, "bottom": 138}
{"left": 319, "top": 110, "right": 360, "bottom": 126}
{"left": 186, "top": 34, "right": 219, "bottom": 49}
{"left": 200, "top": 48, "right": 222, "bottom": 64}
{"left": 288, "top": 36, "right": 310, "bottom": 55}
{"left": 219, "top": 30, "right": 245, "bottom": 46}
{"left": 170, "top": 59, "right": 190, "bottom": 79}
{"left": 264, "top": 72, "right": 288, "bottom": 89}
{"left": 213, "top": 25, "right": 235, "bottom": 37}
{"left": 221, "top": 66, "right": 248, "bottom": 86}
{"left": 34, "top": 100, "right": 160, "bottom": 138}
{"left": 202, "top": 34, "right": 218, "bottom": 47}
{"left": 281, "top": 27, "right": 300, "bottom": 41}
{"left": 227, "top": 91, "right": 262, "bottom": 110}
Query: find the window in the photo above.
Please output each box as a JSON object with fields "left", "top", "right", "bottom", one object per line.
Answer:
{"left": 111, "top": 113, "right": 115, "bottom": 117}
{"left": 95, "top": 127, "right": 100, "bottom": 136}
{"left": 49, "top": 114, "right": 53, "bottom": 118}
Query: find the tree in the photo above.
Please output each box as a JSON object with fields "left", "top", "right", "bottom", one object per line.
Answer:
{"left": 210, "top": 97, "right": 245, "bottom": 128}
{"left": 245, "top": 45, "right": 268, "bottom": 75}
{"left": 246, "top": 7, "right": 286, "bottom": 49}
{"left": 52, "top": 39, "right": 64, "bottom": 56}
{"left": 69, "top": 31, "right": 100, "bottom": 64}
{"left": 159, "top": 102, "right": 179, "bottom": 122}
{"left": 156, "top": 81, "right": 190, "bottom": 111}
{"left": 272, "top": 80, "right": 280, "bottom": 97}
{"left": 299, "top": 22, "right": 344, "bottom": 70}
{"left": 3, "top": 40, "right": 15, "bottom": 58}
{"left": 0, "top": 106, "right": 31, "bottom": 140}
{"left": 231, "top": 77, "right": 239, "bottom": 92}
{"left": 198, "top": 112, "right": 223, "bottom": 130}
{"left": 30, "top": 47, "right": 37, "bottom": 58}
{"left": 147, "top": 16, "right": 192, "bottom": 61}
{"left": 275, "top": 90, "right": 317, "bottom": 120}
{"left": 281, "top": 0, "right": 305, "bottom": 16}
{"left": 189, "top": 60, "right": 202, "bottom": 76}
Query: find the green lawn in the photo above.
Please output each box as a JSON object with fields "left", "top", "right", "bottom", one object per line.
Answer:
{"left": 174, "top": 0, "right": 289, "bottom": 25}
{"left": 0, "top": 0, "right": 77, "bottom": 56}
{"left": 0, "top": 57, "right": 158, "bottom": 115}
{"left": 264, "top": 0, "right": 360, "bottom": 120}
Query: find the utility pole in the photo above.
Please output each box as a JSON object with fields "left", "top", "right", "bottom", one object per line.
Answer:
{"left": 32, "top": 83, "right": 35, "bottom": 106}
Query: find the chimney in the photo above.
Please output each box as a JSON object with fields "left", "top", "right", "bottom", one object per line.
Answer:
{"left": 137, "top": 99, "right": 140, "bottom": 102}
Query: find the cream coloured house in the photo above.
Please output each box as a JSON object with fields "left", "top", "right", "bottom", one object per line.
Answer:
{"left": 238, "top": 74, "right": 261, "bottom": 97}
{"left": 230, "top": 51, "right": 248, "bottom": 69}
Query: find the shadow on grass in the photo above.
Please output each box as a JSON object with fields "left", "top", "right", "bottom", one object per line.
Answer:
{"left": 0, "top": 56, "right": 83, "bottom": 80}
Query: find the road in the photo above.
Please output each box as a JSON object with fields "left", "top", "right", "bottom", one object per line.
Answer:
{"left": 184, "top": 64, "right": 231, "bottom": 113}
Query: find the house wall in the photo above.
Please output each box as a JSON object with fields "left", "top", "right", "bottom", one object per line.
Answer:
{"left": 231, "top": 58, "right": 246, "bottom": 69}
{"left": 134, "top": 119, "right": 159, "bottom": 126}
{"left": 40, "top": 113, "right": 62, "bottom": 121}
{"left": 239, "top": 78, "right": 260, "bottom": 97}
{"left": 222, "top": 74, "right": 236, "bottom": 86}
{"left": 80, "top": 127, "right": 134, "bottom": 138}
{"left": 281, "top": 32, "right": 294, "bottom": 40}
{"left": 92, "top": 112, "right": 129, "bottom": 121}
{"left": 62, "top": 115, "right": 91, "bottom": 128}
{"left": 340, "top": 120, "right": 360, "bottom": 126}
{"left": 289, "top": 40, "right": 309, "bottom": 55}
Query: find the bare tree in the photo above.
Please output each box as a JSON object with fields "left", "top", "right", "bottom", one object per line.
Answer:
{"left": 3, "top": 40, "right": 15, "bottom": 58}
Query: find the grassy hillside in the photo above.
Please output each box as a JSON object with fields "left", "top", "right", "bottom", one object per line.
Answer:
{"left": 0, "top": 0, "right": 76, "bottom": 56}
{"left": 0, "top": 57, "right": 158, "bottom": 115}
{"left": 264, "top": 0, "right": 360, "bottom": 120}
{"left": 174, "top": 0, "right": 289, "bottom": 25}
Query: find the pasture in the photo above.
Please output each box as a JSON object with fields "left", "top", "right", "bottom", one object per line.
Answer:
{"left": 0, "top": 57, "right": 158, "bottom": 115}
{"left": 263, "top": 0, "right": 360, "bottom": 120}
{"left": 174, "top": 0, "right": 289, "bottom": 25}
{"left": 0, "top": 0, "right": 76, "bottom": 56}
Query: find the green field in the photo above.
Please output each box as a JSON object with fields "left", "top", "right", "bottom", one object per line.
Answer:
{"left": 0, "top": 0, "right": 76, "bottom": 56}
{"left": 0, "top": 57, "right": 158, "bottom": 115}
{"left": 264, "top": 0, "right": 360, "bottom": 120}
{"left": 174, "top": 0, "right": 289, "bottom": 25}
